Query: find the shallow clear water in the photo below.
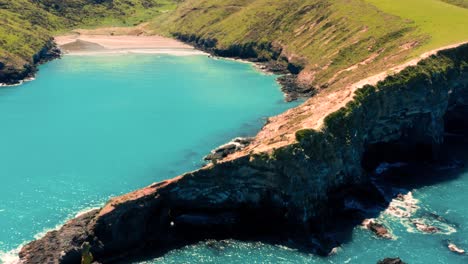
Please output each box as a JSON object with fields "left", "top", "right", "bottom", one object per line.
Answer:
{"left": 1, "top": 54, "right": 467, "bottom": 264}
{"left": 0, "top": 54, "right": 297, "bottom": 260}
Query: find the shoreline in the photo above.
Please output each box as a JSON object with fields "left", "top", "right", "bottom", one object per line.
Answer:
{"left": 3, "top": 31, "right": 303, "bottom": 102}
{"left": 62, "top": 49, "right": 207, "bottom": 56}
{"left": 54, "top": 34, "right": 206, "bottom": 56}
{"left": 223, "top": 41, "right": 468, "bottom": 161}
{"left": 14, "top": 40, "right": 468, "bottom": 264}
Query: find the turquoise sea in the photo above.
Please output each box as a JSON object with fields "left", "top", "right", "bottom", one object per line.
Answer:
{"left": 0, "top": 54, "right": 467, "bottom": 264}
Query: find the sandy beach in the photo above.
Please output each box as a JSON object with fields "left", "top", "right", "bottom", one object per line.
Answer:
{"left": 55, "top": 33, "right": 205, "bottom": 56}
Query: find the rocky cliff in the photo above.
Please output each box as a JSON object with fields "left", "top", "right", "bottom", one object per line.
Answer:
{"left": 0, "top": 39, "right": 61, "bottom": 85}
{"left": 18, "top": 43, "right": 468, "bottom": 263}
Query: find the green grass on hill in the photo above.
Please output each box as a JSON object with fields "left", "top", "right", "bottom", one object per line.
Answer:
{"left": 150, "top": 0, "right": 468, "bottom": 91}
{"left": 0, "top": 0, "right": 178, "bottom": 80}
{"left": 150, "top": 0, "right": 426, "bottom": 90}
{"left": 440, "top": 0, "right": 468, "bottom": 9}
{"left": 36, "top": 0, "right": 180, "bottom": 29}
{"left": 1, "top": 0, "right": 467, "bottom": 88}
{"left": 365, "top": 0, "right": 468, "bottom": 52}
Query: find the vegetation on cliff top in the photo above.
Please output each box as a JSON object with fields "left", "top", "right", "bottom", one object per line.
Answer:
{"left": 150, "top": 0, "right": 468, "bottom": 91}
{"left": 293, "top": 43, "right": 467, "bottom": 168}
{"left": 297, "top": 43, "right": 468, "bottom": 143}
{"left": 440, "top": 0, "right": 468, "bottom": 9}
{"left": 1, "top": 0, "right": 467, "bottom": 87}
{"left": 366, "top": 0, "right": 468, "bottom": 51}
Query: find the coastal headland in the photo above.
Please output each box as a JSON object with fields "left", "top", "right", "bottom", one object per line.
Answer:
{"left": 18, "top": 42, "right": 468, "bottom": 264}
{"left": 1, "top": 1, "right": 468, "bottom": 263}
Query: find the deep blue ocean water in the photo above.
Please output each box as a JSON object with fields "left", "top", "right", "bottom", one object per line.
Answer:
{"left": 0, "top": 54, "right": 467, "bottom": 264}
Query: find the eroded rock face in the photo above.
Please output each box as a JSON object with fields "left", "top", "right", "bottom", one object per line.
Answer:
{"left": 173, "top": 33, "right": 316, "bottom": 101}
{"left": 19, "top": 45, "right": 468, "bottom": 263}
{"left": 204, "top": 137, "right": 254, "bottom": 162}
{"left": 19, "top": 210, "right": 98, "bottom": 264}
{"left": 0, "top": 39, "right": 61, "bottom": 85}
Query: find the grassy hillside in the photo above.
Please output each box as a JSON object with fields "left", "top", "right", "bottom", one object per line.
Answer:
{"left": 150, "top": 0, "right": 468, "bottom": 91}
{"left": 441, "top": 0, "right": 468, "bottom": 8}
{"left": 366, "top": 0, "right": 468, "bottom": 51}
{"left": 0, "top": 0, "right": 178, "bottom": 83}
{"left": 2, "top": 0, "right": 467, "bottom": 87}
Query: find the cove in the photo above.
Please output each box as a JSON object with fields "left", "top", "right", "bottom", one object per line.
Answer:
{"left": 0, "top": 54, "right": 298, "bottom": 259}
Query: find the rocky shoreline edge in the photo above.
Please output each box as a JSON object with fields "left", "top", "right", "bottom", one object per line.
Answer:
{"left": 17, "top": 43, "right": 468, "bottom": 263}
{"left": 173, "top": 33, "right": 317, "bottom": 102}
{"left": 0, "top": 39, "right": 61, "bottom": 86}
{"left": 1, "top": 33, "right": 313, "bottom": 103}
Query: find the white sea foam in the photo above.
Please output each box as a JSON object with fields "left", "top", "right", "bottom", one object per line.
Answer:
{"left": 74, "top": 206, "right": 100, "bottom": 218}
{"left": 0, "top": 206, "right": 101, "bottom": 264}
{"left": 381, "top": 192, "right": 457, "bottom": 235}
{"left": 0, "top": 77, "right": 36, "bottom": 88}
{"left": 404, "top": 217, "right": 457, "bottom": 235}
{"left": 384, "top": 192, "right": 419, "bottom": 218}
{"left": 65, "top": 48, "right": 207, "bottom": 57}
{"left": 0, "top": 81, "right": 23, "bottom": 87}
{"left": 0, "top": 245, "right": 21, "bottom": 264}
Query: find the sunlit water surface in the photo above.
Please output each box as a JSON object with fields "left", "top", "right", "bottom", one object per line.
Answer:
{"left": 1, "top": 54, "right": 467, "bottom": 264}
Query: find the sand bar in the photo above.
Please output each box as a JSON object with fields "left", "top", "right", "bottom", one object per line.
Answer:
{"left": 54, "top": 34, "right": 206, "bottom": 56}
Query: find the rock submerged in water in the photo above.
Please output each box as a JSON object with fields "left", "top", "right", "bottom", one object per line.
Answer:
{"left": 377, "top": 258, "right": 406, "bottom": 264}
{"left": 204, "top": 137, "right": 254, "bottom": 162}
{"left": 363, "top": 219, "right": 392, "bottom": 239}
{"left": 448, "top": 242, "right": 466, "bottom": 254}
{"left": 412, "top": 220, "right": 440, "bottom": 234}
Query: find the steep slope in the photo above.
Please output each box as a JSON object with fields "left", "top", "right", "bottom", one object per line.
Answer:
{"left": 365, "top": 0, "right": 468, "bottom": 50}
{"left": 19, "top": 42, "right": 468, "bottom": 264}
{"left": 441, "top": 0, "right": 468, "bottom": 8}
{"left": 0, "top": 0, "right": 178, "bottom": 84}
{"left": 149, "top": 0, "right": 468, "bottom": 96}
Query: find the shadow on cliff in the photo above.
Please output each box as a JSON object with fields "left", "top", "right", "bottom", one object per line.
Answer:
{"left": 116, "top": 133, "right": 468, "bottom": 264}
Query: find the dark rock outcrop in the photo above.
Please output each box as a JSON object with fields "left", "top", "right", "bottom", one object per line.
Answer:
{"left": 204, "top": 137, "right": 254, "bottom": 162}
{"left": 0, "top": 39, "right": 61, "bottom": 85}
{"left": 377, "top": 258, "right": 406, "bottom": 264}
{"left": 174, "top": 33, "right": 316, "bottom": 101}
{"left": 363, "top": 219, "right": 392, "bottom": 239}
{"left": 19, "top": 44, "right": 468, "bottom": 263}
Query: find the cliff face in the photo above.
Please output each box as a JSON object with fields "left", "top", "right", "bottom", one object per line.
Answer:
{"left": 0, "top": 39, "right": 61, "bottom": 85}
{"left": 19, "top": 44, "right": 468, "bottom": 263}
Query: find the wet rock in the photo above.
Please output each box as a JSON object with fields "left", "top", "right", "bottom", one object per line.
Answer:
{"left": 328, "top": 246, "right": 341, "bottom": 256}
{"left": 18, "top": 209, "right": 98, "bottom": 264}
{"left": 19, "top": 44, "right": 468, "bottom": 264}
{"left": 413, "top": 221, "right": 440, "bottom": 233}
{"left": 363, "top": 219, "right": 392, "bottom": 239}
{"left": 448, "top": 243, "right": 465, "bottom": 254}
{"left": 277, "top": 74, "right": 316, "bottom": 102}
{"left": 377, "top": 258, "right": 406, "bottom": 264}
{"left": 204, "top": 137, "right": 254, "bottom": 161}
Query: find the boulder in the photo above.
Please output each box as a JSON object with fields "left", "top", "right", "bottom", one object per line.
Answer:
{"left": 363, "top": 219, "right": 392, "bottom": 239}
{"left": 377, "top": 258, "right": 406, "bottom": 264}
